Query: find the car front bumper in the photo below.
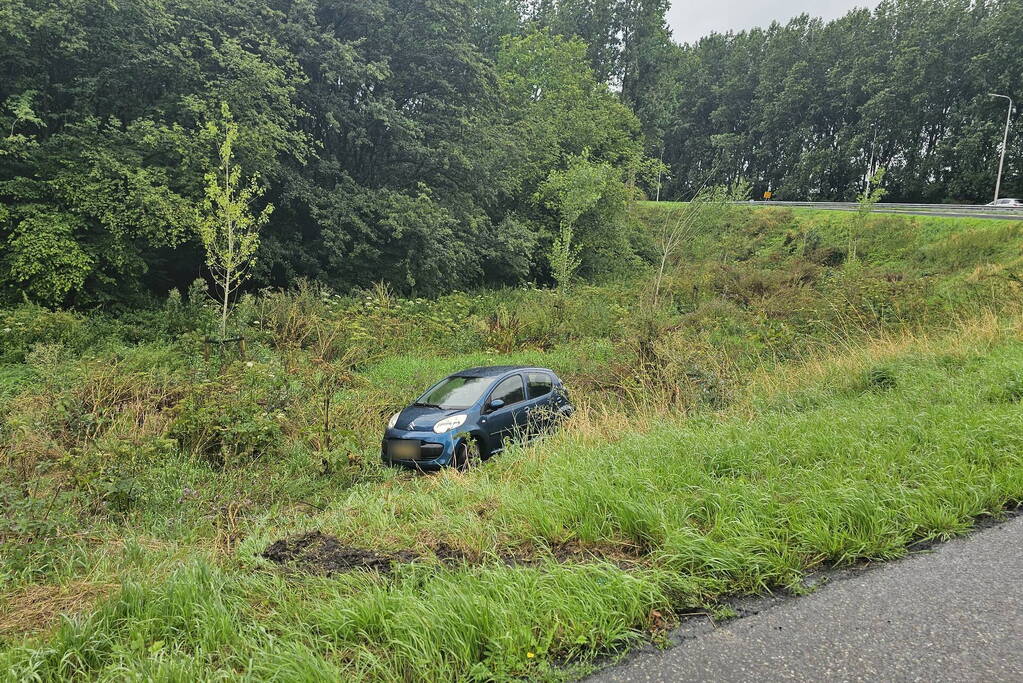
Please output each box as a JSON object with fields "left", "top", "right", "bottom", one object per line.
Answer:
{"left": 381, "top": 428, "right": 458, "bottom": 469}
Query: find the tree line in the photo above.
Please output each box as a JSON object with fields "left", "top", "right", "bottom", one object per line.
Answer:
{"left": 661, "top": 0, "right": 1023, "bottom": 203}
{"left": 1, "top": 0, "right": 660, "bottom": 306}
{"left": 1, "top": 0, "right": 1019, "bottom": 307}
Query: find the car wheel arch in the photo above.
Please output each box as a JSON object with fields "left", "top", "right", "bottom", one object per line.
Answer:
{"left": 458, "top": 429, "right": 493, "bottom": 457}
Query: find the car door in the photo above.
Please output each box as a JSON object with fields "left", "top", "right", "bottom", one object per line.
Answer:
{"left": 481, "top": 374, "right": 527, "bottom": 449}
{"left": 523, "top": 371, "right": 556, "bottom": 436}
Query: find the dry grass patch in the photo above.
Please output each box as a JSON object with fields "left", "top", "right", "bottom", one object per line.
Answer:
{"left": 0, "top": 580, "right": 119, "bottom": 637}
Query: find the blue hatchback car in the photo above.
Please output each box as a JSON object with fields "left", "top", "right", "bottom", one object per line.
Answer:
{"left": 382, "top": 366, "right": 573, "bottom": 470}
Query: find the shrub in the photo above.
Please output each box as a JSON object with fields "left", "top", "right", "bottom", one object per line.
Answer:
{"left": 169, "top": 364, "right": 290, "bottom": 467}
{"left": 0, "top": 482, "right": 74, "bottom": 543}
{"left": 113, "top": 285, "right": 217, "bottom": 341}
{"left": 0, "top": 306, "right": 91, "bottom": 363}
{"left": 63, "top": 436, "right": 177, "bottom": 516}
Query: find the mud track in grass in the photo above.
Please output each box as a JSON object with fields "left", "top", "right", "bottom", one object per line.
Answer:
{"left": 261, "top": 531, "right": 643, "bottom": 575}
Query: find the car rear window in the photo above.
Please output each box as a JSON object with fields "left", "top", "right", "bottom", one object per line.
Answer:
{"left": 527, "top": 372, "right": 553, "bottom": 399}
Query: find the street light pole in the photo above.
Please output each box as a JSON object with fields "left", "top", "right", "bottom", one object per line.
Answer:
{"left": 990, "top": 93, "right": 1013, "bottom": 203}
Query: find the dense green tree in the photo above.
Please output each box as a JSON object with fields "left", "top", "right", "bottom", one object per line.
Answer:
{"left": 524, "top": 0, "right": 678, "bottom": 150}
{"left": 0, "top": 0, "right": 650, "bottom": 306}
{"left": 0, "top": 0, "right": 310, "bottom": 305}
{"left": 471, "top": 0, "right": 529, "bottom": 57}
{"left": 495, "top": 30, "right": 647, "bottom": 278}
{"left": 660, "top": 0, "right": 1022, "bottom": 203}
{"left": 4, "top": 0, "right": 1019, "bottom": 308}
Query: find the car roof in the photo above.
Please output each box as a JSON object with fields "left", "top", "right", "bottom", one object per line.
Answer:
{"left": 454, "top": 365, "right": 553, "bottom": 378}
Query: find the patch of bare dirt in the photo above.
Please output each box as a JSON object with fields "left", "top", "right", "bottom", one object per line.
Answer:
{"left": 262, "top": 531, "right": 418, "bottom": 575}
{"left": 262, "top": 531, "right": 643, "bottom": 576}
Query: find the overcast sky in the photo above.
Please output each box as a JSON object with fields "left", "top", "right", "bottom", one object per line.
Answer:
{"left": 666, "top": 1, "right": 882, "bottom": 44}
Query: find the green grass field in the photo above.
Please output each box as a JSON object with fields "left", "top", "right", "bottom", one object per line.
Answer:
{"left": 2, "top": 206, "right": 1023, "bottom": 680}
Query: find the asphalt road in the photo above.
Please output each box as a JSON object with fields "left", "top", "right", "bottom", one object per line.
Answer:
{"left": 590, "top": 514, "right": 1023, "bottom": 682}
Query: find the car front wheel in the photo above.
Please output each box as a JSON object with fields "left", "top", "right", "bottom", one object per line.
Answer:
{"left": 452, "top": 438, "right": 482, "bottom": 471}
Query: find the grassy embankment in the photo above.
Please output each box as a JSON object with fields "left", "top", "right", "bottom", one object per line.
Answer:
{"left": 2, "top": 206, "right": 1023, "bottom": 680}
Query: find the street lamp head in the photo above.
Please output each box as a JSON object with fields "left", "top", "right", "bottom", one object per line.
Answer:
{"left": 989, "top": 93, "right": 1010, "bottom": 99}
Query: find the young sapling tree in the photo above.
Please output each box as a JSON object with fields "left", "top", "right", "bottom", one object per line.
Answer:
{"left": 196, "top": 103, "right": 274, "bottom": 340}
{"left": 850, "top": 166, "right": 887, "bottom": 262}
{"left": 535, "top": 152, "right": 620, "bottom": 291}
{"left": 652, "top": 181, "right": 749, "bottom": 305}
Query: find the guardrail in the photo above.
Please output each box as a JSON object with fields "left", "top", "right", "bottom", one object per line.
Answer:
{"left": 740, "top": 201, "right": 1023, "bottom": 217}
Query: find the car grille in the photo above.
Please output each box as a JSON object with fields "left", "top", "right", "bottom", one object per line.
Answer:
{"left": 384, "top": 439, "right": 443, "bottom": 461}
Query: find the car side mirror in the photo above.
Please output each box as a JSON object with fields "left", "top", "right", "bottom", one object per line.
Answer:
{"left": 488, "top": 399, "right": 505, "bottom": 412}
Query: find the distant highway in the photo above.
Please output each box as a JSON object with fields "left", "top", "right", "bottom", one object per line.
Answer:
{"left": 743, "top": 201, "right": 1023, "bottom": 221}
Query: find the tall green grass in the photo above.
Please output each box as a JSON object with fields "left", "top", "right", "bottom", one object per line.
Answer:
{"left": 301, "top": 329, "right": 1023, "bottom": 578}
{"left": 5, "top": 207, "right": 1023, "bottom": 679}
{"left": 4, "top": 326, "right": 1022, "bottom": 680}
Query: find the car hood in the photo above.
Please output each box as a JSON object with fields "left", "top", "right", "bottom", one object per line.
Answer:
{"left": 394, "top": 405, "right": 466, "bottom": 431}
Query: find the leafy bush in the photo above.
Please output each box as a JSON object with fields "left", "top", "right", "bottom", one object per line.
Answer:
{"left": 0, "top": 483, "right": 74, "bottom": 543}
{"left": 169, "top": 365, "right": 290, "bottom": 467}
{"left": 0, "top": 306, "right": 92, "bottom": 363}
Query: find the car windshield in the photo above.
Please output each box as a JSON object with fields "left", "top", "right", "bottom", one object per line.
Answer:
{"left": 416, "top": 375, "right": 491, "bottom": 410}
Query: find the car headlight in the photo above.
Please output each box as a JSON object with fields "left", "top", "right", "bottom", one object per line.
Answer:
{"left": 433, "top": 414, "right": 467, "bottom": 434}
{"left": 388, "top": 412, "right": 400, "bottom": 429}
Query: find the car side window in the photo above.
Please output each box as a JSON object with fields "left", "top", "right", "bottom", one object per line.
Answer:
{"left": 527, "top": 373, "right": 553, "bottom": 399}
{"left": 490, "top": 375, "right": 525, "bottom": 407}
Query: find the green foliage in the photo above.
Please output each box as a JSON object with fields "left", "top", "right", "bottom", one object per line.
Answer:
{"left": 848, "top": 167, "right": 889, "bottom": 261}
{"left": 0, "top": 483, "right": 73, "bottom": 543}
{"left": 2, "top": 0, "right": 1020, "bottom": 307}
{"left": 547, "top": 223, "right": 582, "bottom": 290}
{"left": 196, "top": 104, "right": 273, "bottom": 338}
{"left": 857, "top": 167, "right": 889, "bottom": 215}
{"left": 0, "top": 306, "right": 93, "bottom": 364}
{"left": 5, "top": 329, "right": 1023, "bottom": 678}
{"left": 0, "top": 2, "right": 663, "bottom": 305}
{"left": 2, "top": 208, "right": 93, "bottom": 306}
{"left": 1, "top": 90, "right": 44, "bottom": 161}
{"left": 169, "top": 365, "right": 289, "bottom": 468}
{"left": 492, "top": 30, "right": 649, "bottom": 288}
{"left": 652, "top": 182, "right": 751, "bottom": 304}
{"left": 1, "top": 208, "right": 1023, "bottom": 677}
{"left": 661, "top": 0, "right": 1023, "bottom": 203}
{"left": 535, "top": 152, "right": 626, "bottom": 288}
{"left": 2, "top": 1, "right": 1023, "bottom": 668}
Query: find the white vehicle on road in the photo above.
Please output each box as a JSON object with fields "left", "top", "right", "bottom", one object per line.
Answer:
{"left": 986, "top": 198, "right": 1023, "bottom": 207}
